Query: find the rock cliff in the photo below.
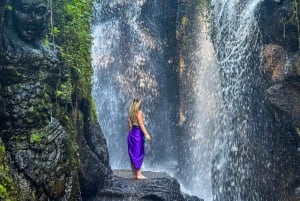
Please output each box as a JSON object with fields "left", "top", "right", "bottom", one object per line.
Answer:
{"left": 258, "top": 0, "right": 300, "bottom": 200}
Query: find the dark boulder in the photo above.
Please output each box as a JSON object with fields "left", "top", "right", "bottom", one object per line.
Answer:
{"left": 79, "top": 120, "right": 113, "bottom": 200}
{"left": 267, "top": 80, "right": 300, "bottom": 127}
{"left": 93, "top": 169, "right": 203, "bottom": 201}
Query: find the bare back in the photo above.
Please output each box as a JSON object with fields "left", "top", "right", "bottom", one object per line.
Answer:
{"left": 129, "top": 111, "right": 139, "bottom": 126}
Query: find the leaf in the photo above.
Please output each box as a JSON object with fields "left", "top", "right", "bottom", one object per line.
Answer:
{"left": 4, "top": 5, "right": 12, "bottom": 11}
{"left": 52, "top": 27, "right": 60, "bottom": 36}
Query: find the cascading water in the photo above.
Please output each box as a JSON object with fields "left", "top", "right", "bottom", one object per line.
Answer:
{"left": 176, "top": 4, "right": 220, "bottom": 201}
{"left": 92, "top": 0, "right": 296, "bottom": 200}
{"left": 210, "top": 0, "right": 283, "bottom": 200}
{"left": 92, "top": 0, "right": 179, "bottom": 170}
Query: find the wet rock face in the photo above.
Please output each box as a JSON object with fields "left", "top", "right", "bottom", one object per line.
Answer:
{"left": 95, "top": 170, "right": 203, "bottom": 201}
{"left": 258, "top": 0, "right": 300, "bottom": 199}
{"left": 258, "top": 0, "right": 300, "bottom": 127}
{"left": 4, "top": 119, "right": 73, "bottom": 199}
{"left": 262, "top": 44, "right": 300, "bottom": 81}
{"left": 79, "top": 120, "right": 112, "bottom": 200}
{"left": 267, "top": 81, "right": 300, "bottom": 126}
{"left": 258, "top": 0, "right": 300, "bottom": 51}
{"left": 0, "top": 46, "right": 59, "bottom": 132}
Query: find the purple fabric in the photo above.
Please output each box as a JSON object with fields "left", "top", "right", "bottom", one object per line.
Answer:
{"left": 127, "top": 125, "right": 144, "bottom": 170}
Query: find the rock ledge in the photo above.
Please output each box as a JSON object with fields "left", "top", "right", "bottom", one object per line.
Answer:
{"left": 93, "top": 169, "right": 203, "bottom": 201}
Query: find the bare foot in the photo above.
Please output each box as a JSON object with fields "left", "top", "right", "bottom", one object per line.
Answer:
{"left": 136, "top": 174, "right": 147, "bottom": 179}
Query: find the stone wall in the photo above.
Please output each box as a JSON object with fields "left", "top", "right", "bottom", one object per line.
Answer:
{"left": 258, "top": 0, "right": 300, "bottom": 200}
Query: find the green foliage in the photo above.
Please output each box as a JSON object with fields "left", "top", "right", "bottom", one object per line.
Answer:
{"left": 52, "top": 26, "right": 60, "bottom": 36}
{"left": 52, "top": 0, "right": 93, "bottom": 100}
{"left": 4, "top": 5, "right": 12, "bottom": 11}
{"left": 44, "top": 36, "right": 50, "bottom": 48}
{"left": 46, "top": 0, "right": 98, "bottom": 175}
{"left": 1, "top": 0, "right": 95, "bottom": 199}
{"left": 53, "top": 106, "right": 73, "bottom": 132}
{"left": 280, "top": 0, "right": 300, "bottom": 49}
{"left": 90, "top": 97, "right": 98, "bottom": 121}
{"left": 0, "top": 141, "right": 18, "bottom": 201}
{"left": 181, "top": 16, "right": 189, "bottom": 27}
{"left": 30, "top": 130, "right": 42, "bottom": 143}
{"left": 50, "top": 0, "right": 97, "bottom": 124}
{"left": 292, "top": 0, "right": 300, "bottom": 50}
{"left": 55, "top": 82, "right": 73, "bottom": 105}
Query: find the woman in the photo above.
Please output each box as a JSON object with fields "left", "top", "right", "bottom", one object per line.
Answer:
{"left": 127, "top": 98, "right": 151, "bottom": 179}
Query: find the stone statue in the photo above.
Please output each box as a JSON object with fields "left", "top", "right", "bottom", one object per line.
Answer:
{"left": 0, "top": 0, "right": 58, "bottom": 131}
{"left": 12, "top": 0, "right": 48, "bottom": 43}
{"left": 0, "top": 0, "right": 80, "bottom": 200}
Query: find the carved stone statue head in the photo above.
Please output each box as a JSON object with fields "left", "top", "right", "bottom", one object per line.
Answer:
{"left": 12, "top": 0, "right": 48, "bottom": 42}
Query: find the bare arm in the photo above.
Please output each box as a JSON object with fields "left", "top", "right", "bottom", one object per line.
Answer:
{"left": 136, "top": 110, "right": 151, "bottom": 140}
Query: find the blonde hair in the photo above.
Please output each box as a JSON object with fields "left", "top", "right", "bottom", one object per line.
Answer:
{"left": 129, "top": 98, "right": 142, "bottom": 118}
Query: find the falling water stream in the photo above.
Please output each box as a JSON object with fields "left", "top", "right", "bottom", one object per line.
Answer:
{"left": 92, "top": 0, "right": 286, "bottom": 200}
{"left": 210, "top": 0, "right": 285, "bottom": 200}
{"left": 176, "top": 6, "right": 219, "bottom": 201}
{"left": 92, "top": 0, "right": 178, "bottom": 170}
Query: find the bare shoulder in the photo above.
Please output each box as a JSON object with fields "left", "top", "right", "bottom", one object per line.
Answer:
{"left": 136, "top": 110, "right": 143, "bottom": 117}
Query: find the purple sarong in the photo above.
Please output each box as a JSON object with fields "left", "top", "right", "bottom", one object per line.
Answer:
{"left": 127, "top": 125, "right": 144, "bottom": 170}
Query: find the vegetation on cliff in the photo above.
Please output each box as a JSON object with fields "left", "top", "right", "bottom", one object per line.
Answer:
{"left": 0, "top": 139, "right": 18, "bottom": 201}
{"left": 0, "top": 0, "right": 95, "bottom": 199}
{"left": 50, "top": 0, "right": 96, "bottom": 122}
{"left": 52, "top": 0, "right": 93, "bottom": 100}
{"left": 49, "top": 0, "right": 97, "bottom": 197}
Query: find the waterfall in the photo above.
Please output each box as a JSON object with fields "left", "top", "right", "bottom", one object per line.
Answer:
{"left": 91, "top": 0, "right": 293, "bottom": 200}
{"left": 92, "top": 0, "right": 178, "bottom": 170}
{"left": 176, "top": 4, "right": 219, "bottom": 201}
{"left": 210, "top": 0, "right": 281, "bottom": 200}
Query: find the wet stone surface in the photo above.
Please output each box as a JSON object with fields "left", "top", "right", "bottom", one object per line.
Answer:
{"left": 93, "top": 169, "right": 203, "bottom": 201}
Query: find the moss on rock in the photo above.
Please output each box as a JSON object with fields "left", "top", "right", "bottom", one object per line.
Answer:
{"left": 0, "top": 139, "right": 18, "bottom": 201}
